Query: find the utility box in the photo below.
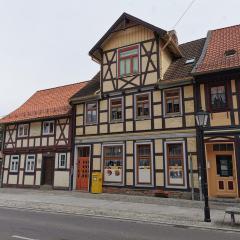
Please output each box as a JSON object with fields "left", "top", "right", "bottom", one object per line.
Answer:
{"left": 91, "top": 172, "right": 103, "bottom": 193}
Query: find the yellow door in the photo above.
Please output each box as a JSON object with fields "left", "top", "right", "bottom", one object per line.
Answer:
{"left": 206, "top": 143, "right": 238, "bottom": 198}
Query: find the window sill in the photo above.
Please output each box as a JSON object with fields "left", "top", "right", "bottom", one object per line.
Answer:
{"left": 42, "top": 133, "right": 54, "bottom": 136}
{"left": 164, "top": 113, "right": 182, "bottom": 118}
{"left": 118, "top": 72, "right": 139, "bottom": 78}
{"left": 135, "top": 117, "right": 151, "bottom": 121}
{"left": 85, "top": 123, "right": 98, "bottom": 126}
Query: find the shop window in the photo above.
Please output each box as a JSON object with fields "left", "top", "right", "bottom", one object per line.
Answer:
{"left": 165, "top": 142, "right": 186, "bottom": 188}
{"left": 18, "top": 124, "right": 29, "bottom": 137}
{"left": 103, "top": 145, "right": 124, "bottom": 184}
{"left": 136, "top": 143, "right": 152, "bottom": 185}
{"left": 43, "top": 121, "right": 54, "bottom": 135}
{"left": 10, "top": 155, "right": 19, "bottom": 173}
{"left": 135, "top": 93, "right": 151, "bottom": 119}
{"left": 118, "top": 45, "right": 139, "bottom": 77}
{"left": 216, "top": 155, "right": 233, "bottom": 177}
{"left": 25, "top": 155, "right": 35, "bottom": 173}
{"left": 164, "top": 89, "right": 181, "bottom": 115}
{"left": 86, "top": 102, "right": 97, "bottom": 124}
{"left": 209, "top": 85, "right": 228, "bottom": 111}
{"left": 110, "top": 98, "right": 123, "bottom": 122}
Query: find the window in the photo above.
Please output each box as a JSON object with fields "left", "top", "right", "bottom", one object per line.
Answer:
{"left": 110, "top": 98, "right": 123, "bottom": 122}
{"left": 18, "top": 124, "right": 29, "bottom": 137}
{"left": 165, "top": 142, "right": 186, "bottom": 188}
{"left": 209, "top": 85, "right": 227, "bottom": 111}
{"left": 135, "top": 93, "right": 150, "bottom": 119}
{"left": 164, "top": 89, "right": 181, "bottom": 115}
{"left": 25, "top": 155, "right": 35, "bottom": 173}
{"left": 86, "top": 102, "right": 97, "bottom": 124}
{"left": 118, "top": 45, "right": 139, "bottom": 77}
{"left": 213, "top": 144, "right": 233, "bottom": 152}
{"left": 103, "top": 145, "right": 124, "bottom": 184}
{"left": 58, "top": 153, "right": 67, "bottom": 169}
{"left": 43, "top": 121, "right": 54, "bottom": 135}
{"left": 135, "top": 143, "right": 152, "bottom": 185}
{"left": 216, "top": 155, "right": 233, "bottom": 177}
{"left": 10, "top": 155, "right": 19, "bottom": 173}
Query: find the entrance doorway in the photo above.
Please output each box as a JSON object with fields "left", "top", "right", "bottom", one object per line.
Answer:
{"left": 76, "top": 146, "right": 90, "bottom": 191}
{"left": 206, "top": 143, "right": 238, "bottom": 198}
{"left": 41, "top": 155, "right": 54, "bottom": 186}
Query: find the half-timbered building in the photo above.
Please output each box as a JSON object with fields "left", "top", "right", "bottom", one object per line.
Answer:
{"left": 70, "top": 13, "right": 207, "bottom": 198}
{"left": 0, "top": 82, "right": 86, "bottom": 189}
{"left": 193, "top": 25, "right": 240, "bottom": 198}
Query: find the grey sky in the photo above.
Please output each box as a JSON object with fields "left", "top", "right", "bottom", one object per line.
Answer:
{"left": 0, "top": 0, "right": 239, "bottom": 116}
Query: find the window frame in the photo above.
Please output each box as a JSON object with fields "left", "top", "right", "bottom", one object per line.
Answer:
{"left": 85, "top": 101, "right": 98, "bottom": 125}
{"left": 9, "top": 155, "right": 20, "bottom": 173}
{"left": 25, "top": 154, "right": 36, "bottom": 173}
{"left": 164, "top": 141, "right": 187, "bottom": 189}
{"left": 42, "top": 120, "right": 55, "bottom": 135}
{"left": 163, "top": 88, "right": 182, "bottom": 117}
{"left": 135, "top": 92, "right": 151, "bottom": 120}
{"left": 58, "top": 153, "right": 67, "bottom": 169}
{"left": 117, "top": 44, "right": 140, "bottom": 77}
{"left": 134, "top": 142, "right": 154, "bottom": 187}
{"left": 109, "top": 97, "right": 124, "bottom": 123}
{"left": 102, "top": 143, "right": 125, "bottom": 186}
{"left": 18, "top": 124, "right": 29, "bottom": 138}
{"left": 207, "top": 82, "right": 229, "bottom": 112}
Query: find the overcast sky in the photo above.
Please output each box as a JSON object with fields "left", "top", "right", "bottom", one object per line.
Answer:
{"left": 0, "top": 0, "right": 239, "bottom": 116}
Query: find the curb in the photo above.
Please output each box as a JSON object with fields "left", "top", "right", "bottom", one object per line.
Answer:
{"left": 0, "top": 204, "right": 239, "bottom": 234}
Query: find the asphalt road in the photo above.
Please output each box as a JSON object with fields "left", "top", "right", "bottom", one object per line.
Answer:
{"left": 0, "top": 207, "right": 239, "bottom": 240}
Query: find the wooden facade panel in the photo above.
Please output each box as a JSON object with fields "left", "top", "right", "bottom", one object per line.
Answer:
{"left": 126, "top": 172, "right": 133, "bottom": 186}
{"left": 154, "top": 118, "right": 162, "bottom": 129}
{"left": 30, "top": 122, "right": 41, "bottom": 136}
{"left": 210, "top": 112, "right": 231, "bottom": 126}
{"left": 100, "top": 124, "right": 108, "bottom": 133}
{"left": 126, "top": 156, "right": 133, "bottom": 169}
{"left": 126, "top": 141, "right": 133, "bottom": 154}
{"left": 54, "top": 171, "right": 69, "bottom": 188}
{"left": 143, "top": 72, "right": 158, "bottom": 85}
{"left": 135, "top": 120, "right": 151, "bottom": 131}
{"left": 156, "top": 172, "right": 164, "bottom": 186}
{"left": 110, "top": 123, "right": 124, "bottom": 132}
{"left": 125, "top": 95, "right": 133, "bottom": 106}
{"left": 200, "top": 84, "right": 206, "bottom": 110}
{"left": 153, "top": 91, "right": 161, "bottom": 102}
{"left": 92, "top": 158, "right": 101, "bottom": 171}
{"left": 93, "top": 143, "right": 101, "bottom": 156}
{"left": 76, "top": 104, "right": 84, "bottom": 115}
{"left": 184, "top": 85, "right": 194, "bottom": 98}
{"left": 165, "top": 117, "right": 183, "bottom": 128}
{"left": 155, "top": 155, "right": 163, "bottom": 170}
{"left": 126, "top": 121, "right": 133, "bottom": 131}
{"left": 161, "top": 48, "right": 172, "bottom": 77}
{"left": 24, "top": 175, "right": 34, "bottom": 185}
{"left": 185, "top": 115, "right": 195, "bottom": 127}
{"left": 102, "top": 25, "right": 154, "bottom": 51}
{"left": 85, "top": 126, "right": 97, "bottom": 135}
{"left": 100, "top": 100, "right": 108, "bottom": 111}
{"left": 185, "top": 100, "right": 194, "bottom": 113}
{"left": 187, "top": 137, "right": 197, "bottom": 153}
{"left": 231, "top": 79, "right": 236, "bottom": 93}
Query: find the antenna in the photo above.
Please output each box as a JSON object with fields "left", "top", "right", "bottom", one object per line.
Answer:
{"left": 172, "top": 0, "right": 197, "bottom": 29}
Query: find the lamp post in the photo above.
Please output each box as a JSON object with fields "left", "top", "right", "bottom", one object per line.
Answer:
{"left": 195, "top": 108, "right": 211, "bottom": 222}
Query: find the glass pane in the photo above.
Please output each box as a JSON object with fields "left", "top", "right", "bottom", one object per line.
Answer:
{"left": 120, "top": 48, "right": 138, "bottom": 58}
{"left": 125, "top": 58, "right": 131, "bottom": 75}
{"left": 120, "top": 60, "right": 125, "bottom": 75}
{"left": 133, "top": 57, "right": 138, "bottom": 73}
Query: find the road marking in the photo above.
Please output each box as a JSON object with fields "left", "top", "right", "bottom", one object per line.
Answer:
{"left": 11, "top": 235, "right": 39, "bottom": 240}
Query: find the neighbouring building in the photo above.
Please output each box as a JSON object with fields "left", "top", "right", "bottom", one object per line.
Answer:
{"left": 0, "top": 82, "right": 86, "bottom": 189}
{"left": 0, "top": 124, "right": 3, "bottom": 186}
{"left": 192, "top": 25, "right": 240, "bottom": 198}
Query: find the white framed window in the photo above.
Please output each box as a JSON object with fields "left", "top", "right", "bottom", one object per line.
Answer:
{"left": 10, "top": 155, "right": 19, "bottom": 173}
{"left": 134, "top": 142, "right": 153, "bottom": 186}
{"left": 86, "top": 102, "right": 98, "bottom": 125}
{"left": 164, "top": 141, "right": 187, "bottom": 189}
{"left": 43, "top": 121, "right": 54, "bottom": 135}
{"left": 135, "top": 92, "right": 151, "bottom": 120}
{"left": 18, "top": 124, "right": 29, "bottom": 137}
{"left": 163, "top": 88, "right": 182, "bottom": 117}
{"left": 58, "top": 153, "right": 67, "bottom": 169}
{"left": 102, "top": 143, "right": 125, "bottom": 185}
{"left": 25, "top": 155, "right": 35, "bottom": 173}
{"left": 109, "top": 97, "right": 123, "bottom": 122}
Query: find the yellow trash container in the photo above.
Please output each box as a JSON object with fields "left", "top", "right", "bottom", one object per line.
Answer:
{"left": 91, "top": 172, "right": 103, "bottom": 193}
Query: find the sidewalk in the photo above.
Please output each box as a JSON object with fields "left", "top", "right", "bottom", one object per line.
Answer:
{"left": 0, "top": 188, "right": 239, "bottom": 232}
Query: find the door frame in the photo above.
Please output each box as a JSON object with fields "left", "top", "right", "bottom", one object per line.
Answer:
{"left": 41, "top": 154, "right": 55, "bottom": 186}
{"left": 73, "top": 145, "right": 91, "bottom": 192}
{"left": 205, "top": 142, "right": 239, "bottom": 198}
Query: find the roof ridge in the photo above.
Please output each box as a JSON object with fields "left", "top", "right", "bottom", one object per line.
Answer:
{"left": 179, "top": 37, "right": 206, "bottom": 47}
{"left": 211, "top": 23, "right": 240, "bottom": 32}
{"left": 36, "top": 80, "right": 89, "bottom": 93}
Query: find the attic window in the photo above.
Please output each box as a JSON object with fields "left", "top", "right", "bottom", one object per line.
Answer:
{"left": 185, "top": 58, "right": 195, "bottom": 64}
{"left": 225, "top": 49, "right": 236, "bottom": 57}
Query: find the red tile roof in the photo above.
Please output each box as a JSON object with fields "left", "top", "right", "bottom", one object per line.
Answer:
{"left": 193, "top": 24, "right": 240, "bottom": 74}
{"left": 0, "top": 82, "right": 87, "bottom": 124}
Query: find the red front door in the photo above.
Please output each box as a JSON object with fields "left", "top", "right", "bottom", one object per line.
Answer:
{"left": 76, "top": 147, "right": 90, "bottom": 191}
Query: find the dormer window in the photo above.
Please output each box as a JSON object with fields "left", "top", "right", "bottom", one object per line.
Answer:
{"left": 118, "top": 45, "right": 139, "bottom": 77}
{"left": 224, "top": 49, "right": 236, "bottom": 57}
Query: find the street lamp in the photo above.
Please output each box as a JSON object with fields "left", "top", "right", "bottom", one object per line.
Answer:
{"left": 195, "top": 108, "right": 211, "bottom": 222}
